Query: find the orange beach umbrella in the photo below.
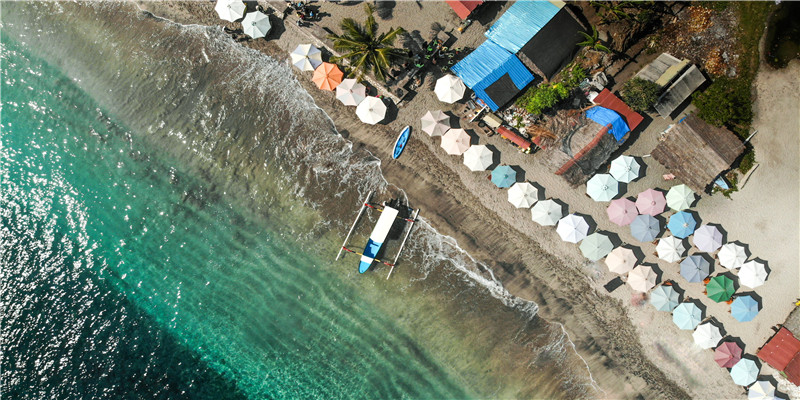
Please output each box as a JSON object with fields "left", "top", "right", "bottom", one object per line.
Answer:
{"left": 312, "top": 62, "right": 343, "bottom": 91}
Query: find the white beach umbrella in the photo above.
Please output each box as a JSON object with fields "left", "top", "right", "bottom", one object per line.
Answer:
{"left": 748, "top": 380, "right": 777, "bottom": 400}
{"left": 242, "top": 11, "right": 271, "bottom": 38}
{"left": 605, "top": 246, "right": 637, "bottom": 275}
{"left": 336, "top": 79, "right": 367, "bottom": 106}
{"left": 440, "top": 128, "right": 471, "bottom": 155}
{"left": 507, "top": 182, "right": 539, "bottom": 209}
{"left": 666, "top": 184, "right": 695, "bottom": 211}
{"left": 420, "top": 110, "right": 450, "bottom": 137}
{"left": 719, "top": 242, "right": 748, "bottom": 270}
{"left": 531, "top": 199, "right": 563, "bottom": 226}
{"left": 586, "top": 173, "right": 619, "bottom": 202}
{"left": 290, "top": 44, "right": 323, "bottom": 72}
{"left": 693, "top": 224, "right": 724, "bottom": 253}
{"left": 739, "top": 260, "right": 768, "bottom": 289}
{"left": 656, "top": 236, "right": 686, "bottom": 263}
{"left": 435, "top": 75, "right": 466, "bottom": 103}
{"left": 627, "top": 265, "right": 657, "bottom": 293}
{"left": 693, "top": 322, "right": 723, "bottom": 349}
{"left": 557, "top": 214, "right": 590, "bottom": 243}
{"left": 463, "top": 145, "right": 494, "bottom": 172}
{"left": 609, "top": 155, "right": 641, "bottom": 183}
{"left": 215, "top": 0, "right": 246, "bottom": 22}
{"left": 355, "top": 96, "right": 386, "bottom": 125}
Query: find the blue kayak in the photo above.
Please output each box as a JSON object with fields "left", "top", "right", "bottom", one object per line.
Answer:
{"left": 392, "top": 126, "right": 411, "bottom": 159}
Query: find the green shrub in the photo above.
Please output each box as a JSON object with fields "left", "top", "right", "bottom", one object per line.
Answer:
{"left": 621, "top": 77, "right": 660, "bottom": 113}
{"left": 692, "top": 76, "right": 753, "bottom": 137}
{"left": 514, "top": 64, "right": 585, "bottom": 115}
{"left": 738, "top": 150, "right": 756, "bottom": 174}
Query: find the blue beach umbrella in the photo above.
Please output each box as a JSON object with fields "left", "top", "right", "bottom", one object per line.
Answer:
{"left": 630, "top": 214, "right": 661, "bottom": 242}
{"left": 672, "top": 302, "right": 703, "bottom": 330}
{"left": 680, "top": 255, "right": 710, "bottom": 283}
{"left": 731, "top": 295, "right": 760, "bottom": 322}
{"left": 668, "top": 211, "right": 697, "bottom": 239}
{"left": 730, "top": 358, "right": 759, "bottom": 386}
{"left": 650, "top": 285, "right": 680, "bottom": 312}
{"left": 491, "top": 166, "right": 517, "bottom": 188}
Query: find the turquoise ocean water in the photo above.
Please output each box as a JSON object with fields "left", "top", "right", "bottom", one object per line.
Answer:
{"left": 1, "top": 3, "right": 598, "bottom": 399}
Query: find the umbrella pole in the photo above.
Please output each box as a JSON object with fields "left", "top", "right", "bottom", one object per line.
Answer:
{"left": 336, "top": 190, "right": 374, "bottom": 261}
{"left": 386, "top": 208, "right": 420, "bottom": 280}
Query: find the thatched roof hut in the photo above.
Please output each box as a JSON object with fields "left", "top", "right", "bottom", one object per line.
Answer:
{"left": 651, "top": 114, "right": 745, "bottom": 193}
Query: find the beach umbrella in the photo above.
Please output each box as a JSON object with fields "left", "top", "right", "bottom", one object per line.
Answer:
{"left": 656, "top": 236, "right": 686, "bottom": 263}
{"left": 694, "top": 224, "right": 724, "bottom": 253}
{"left": 672, "top": 302, "right": 703, "bottom": 330}
{"left": 491, "top": 166, "right": 517, "bottom": 189}
{"left": 463, "top": 145, "right": 494, "bottom": 172}
{"left": 290, "top": 44, "right": 323, "bottom": 71}
{"left": 667, "top": 211, "right": 697, "bottom": 239}
{"left": 730, "top": 358, "right": 759, "bottom": 387}
{"left": 707, "top": 275, "right": 735, "bottom": 303}
{"left": 336, "top": 79, "right": 367, "bottom": 106}
{"left": 531, "top": 200, "right": 563, "bottom": 226}
{"left": 739, "top": 260, "right": 768, "bottom": 289}
{"left": 630, "top": 214, "right": 661, "bottom": 242}
{"left": 355, "top": 96, "right": 386, "bottom": 125}
{"left": 719, "top": 243, "right": 748, "bottom": 270}
{"left": 242, "top": 11, "right": 271, "bottom": 38}
{"left": 556, "top": 214, "right": 590, "bottom": 243}
{"left": 748, "top": 380, "right": 777, "bottom": 400}
{"left": 731, "top": 295, "right": 760, "bottom": 322}
{"left": 580, "top": 232, "right": 614, "bottom": 261}
{"left": 586, "top": 174, "right": 619, "bottom": 202}
{"left": 650, "top": 284, "right": 680, "bottom": 311}
{"left": 607, "top": 198, "right": 638, "bottom": 226}
{"left": 312, "top": 62, "right": 344, "bottom": 91}
{"left": 605, "top": 246, "right": 638, "bottom": 275}
{"left": 215, "top": 0, "right": 245, "bottom": 22}
{"left": 715, "top": 342, "right": 743, "bottom": 368}
{"left": 440, "top": 128, "right": 470, "bottom": 155}
{"left": 609, "top": 155, "right": 641, "bottom": 183}
{"left": 636, "top": 189, "right": 666, "bottom": 216}
{"left": 628, "top": 265, "right": 657, "bottom": 293}
{"left": 666, "top": 184, "right": 695, "bottom": 211}
{"left": 507, "top": 182, "right": 538, "bottom": 208}
{"left": 680, "top": 255, "right": 710, "bottom": 283}
{"left": 693, "top": 322, "right": 723, "bottom": 349}
{"left": 420, "top": 110, "right": 450, "bottom": 137}
{"left": 434, "top": 74, "right": 466, "bottom": 103}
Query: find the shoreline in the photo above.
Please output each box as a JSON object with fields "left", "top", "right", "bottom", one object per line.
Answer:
{"left": 130, "top": 2, "right": 798, "bottom": 398}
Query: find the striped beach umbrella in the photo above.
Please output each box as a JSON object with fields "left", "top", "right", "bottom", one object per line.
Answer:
{"left": 420, "top": 110, "right": 450, "bottom": 137}
{"left": 557, "top": 214, "right": 590, "bottom": 243}
{"left": 715, "top": 342, "right": 743, "bottom": 368}
{"left": 693, "top": 224, "right": 724, "bottom": 253}
{"left": 609, "top": 155, "right": 640, "bottom": 183}
{"left": 491, "top": 165, "right": 517, "bottom": 188}
{"left": 242, "top": 11, "right": 271, "bottom": 38}
{"left": 605, "top": 246, "right": 638, "bottom": 275}
{"left": 680, "top": 255, "right": 710, "bottom": 283}
{"left": 636, "top": 189, "right": 666, "bottom": 216}
{"left": 463, "top": 145, "right": 495, "bottom": 172}
{"left": 586, "top": 174, "right": 619, "bottom": 202}
{"left": 507, "top": 182, "right": 538, "bottom": 208}
{"left": 434, "top": 75, "right": 466, "bottom": 103}
{"left": 739, "top": 260, "right": 768, "bottom": 289}
{"left": 673, "top": 302, "right": 703, "bottom": 330}
{"left": 630, "top": 214, "right": 661, "bottom": 242}
{"left": 440, "top": 128, "right": 471, "bottom": 155}
{"left": 706, "top": 275, "right": 735, "bottom": 302}
{"left": 731, "top": 295, "right": 760, "bottom": 322}
{"left": 656, "top": 236, "right": 686, "bottom": 263}
{"left": 719, "top": 243, "right": 748, "bottom": 270}
{"left": 730, "top": 358, "right": 759, "bottom": 387}
{"left": 650, "top": 284, "right": 680, "bottom": 311}
{"left": 666, "top": 184, "right": 695, "bottom": 211}
{"left": 667, "top": 211, "right": 697, "bottom": 239}
{"left": 312, "top": 62, "right": 344, "bottom": 91}
{"left": 290, "top": 44, "right": 323, "bottom": 71}
{"left": 531, "top": 200, "right": 563, "bottom": 226}
{"left": 693, "top": 322, "right": 723, "bottom": 349}
{"left": 628, "top": 265, "right": 657, "bottom": 293}
{"left": 215, "top": 0, "right": 245, "bottom": 22}
{"left": 579, "top": 232, "right": 614, "bottom": 261}
{"left": 607, "top": 198, "right": 638, "bottom": 226}
{"left": 336, "top": 79, "right": 367, "bottom": 106}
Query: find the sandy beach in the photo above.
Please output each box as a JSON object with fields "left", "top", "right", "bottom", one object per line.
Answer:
{"left": 130, "top": 1, "right": 800, "bottom": 398}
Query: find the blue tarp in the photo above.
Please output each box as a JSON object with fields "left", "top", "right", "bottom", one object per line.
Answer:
{"left": 484, "top": 1, "right": 561, "bottom": 53}
{"left": 586, "top": 106, "right": 630, "bottom": 142}
{"left": 451, "top": 40, "right": 534, "bottom": 111}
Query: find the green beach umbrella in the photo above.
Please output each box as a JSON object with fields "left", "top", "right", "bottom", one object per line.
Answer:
{"left": 531, "top": 199, "right": 563, "bottom": 226}
{"left": 706, "top": 275, "right": 735, "bottom": 302}
{"left": 580, "top": 232, "right": 614, "bottom": 262}
{"left": 666, "top": 184, "right": 695, "bottom": 211}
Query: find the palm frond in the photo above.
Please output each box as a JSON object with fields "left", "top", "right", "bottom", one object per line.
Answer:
{"left": 379, "top": 27, "right": 405, "bottom": 46}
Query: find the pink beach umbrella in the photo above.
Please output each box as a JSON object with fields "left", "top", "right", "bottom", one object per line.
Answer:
{"left": 440, "top": 128, "right": 471, "bottom": 155}
{"left": 714, "top": 342, "right": 743, "bottom": 368}
{"left": 606, "top": 198, "right": 638, "bottom": 226}
{"left": 635, "top": 189, "right": 666, "bottom": 216}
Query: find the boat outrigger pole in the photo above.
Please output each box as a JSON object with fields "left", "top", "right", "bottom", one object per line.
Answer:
{"left": 335, "top": 190, "right": 373, "bottom": 261}
{"left": 386, "top": 208, "right": 420, "bottom": 280}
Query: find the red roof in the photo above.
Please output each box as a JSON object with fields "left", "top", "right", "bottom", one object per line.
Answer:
{"left": 784, "top": 353, "right": 800, "bottom": 386}
{"left": 446, "top": 0, "right": 483, "bottom": 19}
{"left": 594, "top": 89, "right": 644, "bottom": 131}
{"left": 497, "top": 126, "right": 532, "bottom": 150}
{"left": 757, "top": 327, "right": 800, "bottom": 370}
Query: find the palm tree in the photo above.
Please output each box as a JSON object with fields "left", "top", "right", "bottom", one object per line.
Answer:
{"left": 327, "top": 4, "right": 407, "bottom": 82}
{"left": 578, "top": 26, "right": 611, "bottom": 53}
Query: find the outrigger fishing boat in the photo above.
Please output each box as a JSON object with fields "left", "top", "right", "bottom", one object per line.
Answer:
{"left": 392, "top": 126, "right": 411, "bottom": 159}
{"left": 335, "top": 191, "right": 420, "bottom": 279}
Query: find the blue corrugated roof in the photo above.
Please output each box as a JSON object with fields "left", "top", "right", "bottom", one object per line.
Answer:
{"left": 484, "top": 1, "right": 561, "bottom": 53}
{"left": 586, "top": 106, "right": 630, "bottom": 142}
{"left": 451, "top": 40, "right": 535, "bottom": 111}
